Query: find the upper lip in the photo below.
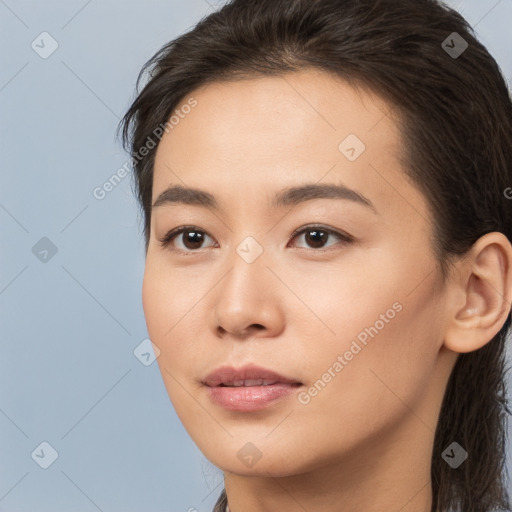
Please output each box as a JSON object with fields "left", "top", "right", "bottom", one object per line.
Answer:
{"left": 203, "top": 364, "right": 302, "bottom": 387}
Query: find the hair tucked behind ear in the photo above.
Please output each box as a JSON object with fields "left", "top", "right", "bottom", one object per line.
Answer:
{"left": 119, "top": 0, "right": 512, "bottom": 509}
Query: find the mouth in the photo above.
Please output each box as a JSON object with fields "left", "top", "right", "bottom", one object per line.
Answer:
{"left": 203, "top": 364, "right": 302, "bottom": 387}
{"left": 217, "top": 379, "right": 302, "bottom": 387}
{"left": 203, "top": 365, "right": 303, "bottom": 412}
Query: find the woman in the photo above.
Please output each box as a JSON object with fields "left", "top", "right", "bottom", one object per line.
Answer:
{"left": 119, "top": 0, "right": 512, "bottom": 510}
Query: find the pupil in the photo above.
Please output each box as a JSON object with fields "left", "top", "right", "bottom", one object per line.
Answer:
{"left": 306, "top": 230, "right": 327, "bottom": 248}
{"left": 184, "top": 230, "right": 204, "bottom": 249}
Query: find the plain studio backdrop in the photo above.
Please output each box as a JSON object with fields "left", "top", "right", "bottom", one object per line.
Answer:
{"left": 1, "top": 1, "right": 511, "bottom": 511}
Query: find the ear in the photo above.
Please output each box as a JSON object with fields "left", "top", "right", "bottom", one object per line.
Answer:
{"left": 444, "top": 232, "right": 512, "bottom": 354}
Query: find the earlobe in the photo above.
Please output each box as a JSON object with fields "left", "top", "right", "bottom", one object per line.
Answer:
{"left": 444, "top": 232, "right": 512, "bottom": 354}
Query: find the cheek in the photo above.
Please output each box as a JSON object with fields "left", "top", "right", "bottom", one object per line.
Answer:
{"left": 141, "top": 260, "right": 206, "bottom": 371}
{"left": 142, "top": 257, "right": 189, "bottom": 338}
{"left": 142, "top": 263, "right": 201, "bottom": 418}
{"left": 142, "top": 261, "right": 183, "bottom": 378}
{"left": 141, "top": 263, "right": 166, "bottom": 338}
{"left": 315, "top": 295, "right": 440, "bottom": 431}
{"left": 292, "top": 255, "right": 443, "bottom": 429}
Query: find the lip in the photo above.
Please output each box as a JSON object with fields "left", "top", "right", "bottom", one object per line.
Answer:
{"left": 203, "top": 364, "right": 302, "bottom": 412}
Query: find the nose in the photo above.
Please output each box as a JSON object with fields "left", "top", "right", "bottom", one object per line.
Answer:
{"left": 211, "top": 248, "right": 285, "bottom": 340}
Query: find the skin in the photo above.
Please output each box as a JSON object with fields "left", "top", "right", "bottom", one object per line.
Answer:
{"left": 142, "top": 69, "right": 512, "bottom": 512}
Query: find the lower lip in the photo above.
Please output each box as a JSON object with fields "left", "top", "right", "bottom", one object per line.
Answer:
{"left": 206, "top": 383, "right": 301, "bottom": 412}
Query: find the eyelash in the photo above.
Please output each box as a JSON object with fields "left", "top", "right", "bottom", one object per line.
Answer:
{"left": 158, "top": 224, "right": 354, "bottom": 254}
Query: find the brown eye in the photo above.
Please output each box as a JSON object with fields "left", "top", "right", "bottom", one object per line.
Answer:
{"left": 303, "top": 229, "right": 329, "bottom": 249}
{"left": 159, "top": 226, "right": 216, "bottom": 252}
{"left": 159, "top": 224, "right": 353, "bottom": 254}
{"left": 289, "top": 225, "right": 353, "bottom": 250}
{"left": 181, "top": 229, "right": 206, "bottom": 250}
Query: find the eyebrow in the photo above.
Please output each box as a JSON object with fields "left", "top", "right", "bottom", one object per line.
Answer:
{"left": 152, "top": 183, "right": 377, "bottom": 213}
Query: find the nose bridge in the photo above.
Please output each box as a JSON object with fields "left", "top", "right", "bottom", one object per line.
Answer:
{"left": 212, "top": 233, "right": 283, "bottom": 336}
{"left": 220, "top": 234, "right": 268, "bottom": 310}
{"left": 235, "top": 234, "right": 266, "bottom": 266}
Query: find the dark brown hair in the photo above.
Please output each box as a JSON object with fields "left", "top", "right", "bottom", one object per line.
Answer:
{"left": 119, "top": 0, "right": 512, "bottom": 510}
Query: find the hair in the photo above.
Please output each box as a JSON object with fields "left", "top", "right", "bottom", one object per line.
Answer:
{"left": 119, "top": 0, "right": 512, "bottom": 510}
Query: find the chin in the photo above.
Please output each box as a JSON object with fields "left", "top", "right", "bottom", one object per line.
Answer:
{"left": 197, "top": 438, "right": 316, "bottom": 478}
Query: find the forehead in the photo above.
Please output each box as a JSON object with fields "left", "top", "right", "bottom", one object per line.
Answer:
{"left": 151, "top": 69, "right": 427, "bottom": 224}
{"left": 157, "top": 69, "right": 399, "bottom": 159}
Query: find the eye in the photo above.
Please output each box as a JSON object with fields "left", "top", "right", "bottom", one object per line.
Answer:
{"left": 288, "top": 224, "right": 353, "bottom": 250}
{"left": 158, "top": 224, "right": 353, "bottom": 254}
{"left": 158, "top": 226, "right": 217, "bottom": 253}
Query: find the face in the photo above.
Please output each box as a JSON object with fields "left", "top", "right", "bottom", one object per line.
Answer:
{"left": 143, "top": 69, "right": 453, "bottom": 477}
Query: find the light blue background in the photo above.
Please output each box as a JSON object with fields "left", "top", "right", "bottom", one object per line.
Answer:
{"left": 1, "top": 1, "right": 511, "bottom": 511}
